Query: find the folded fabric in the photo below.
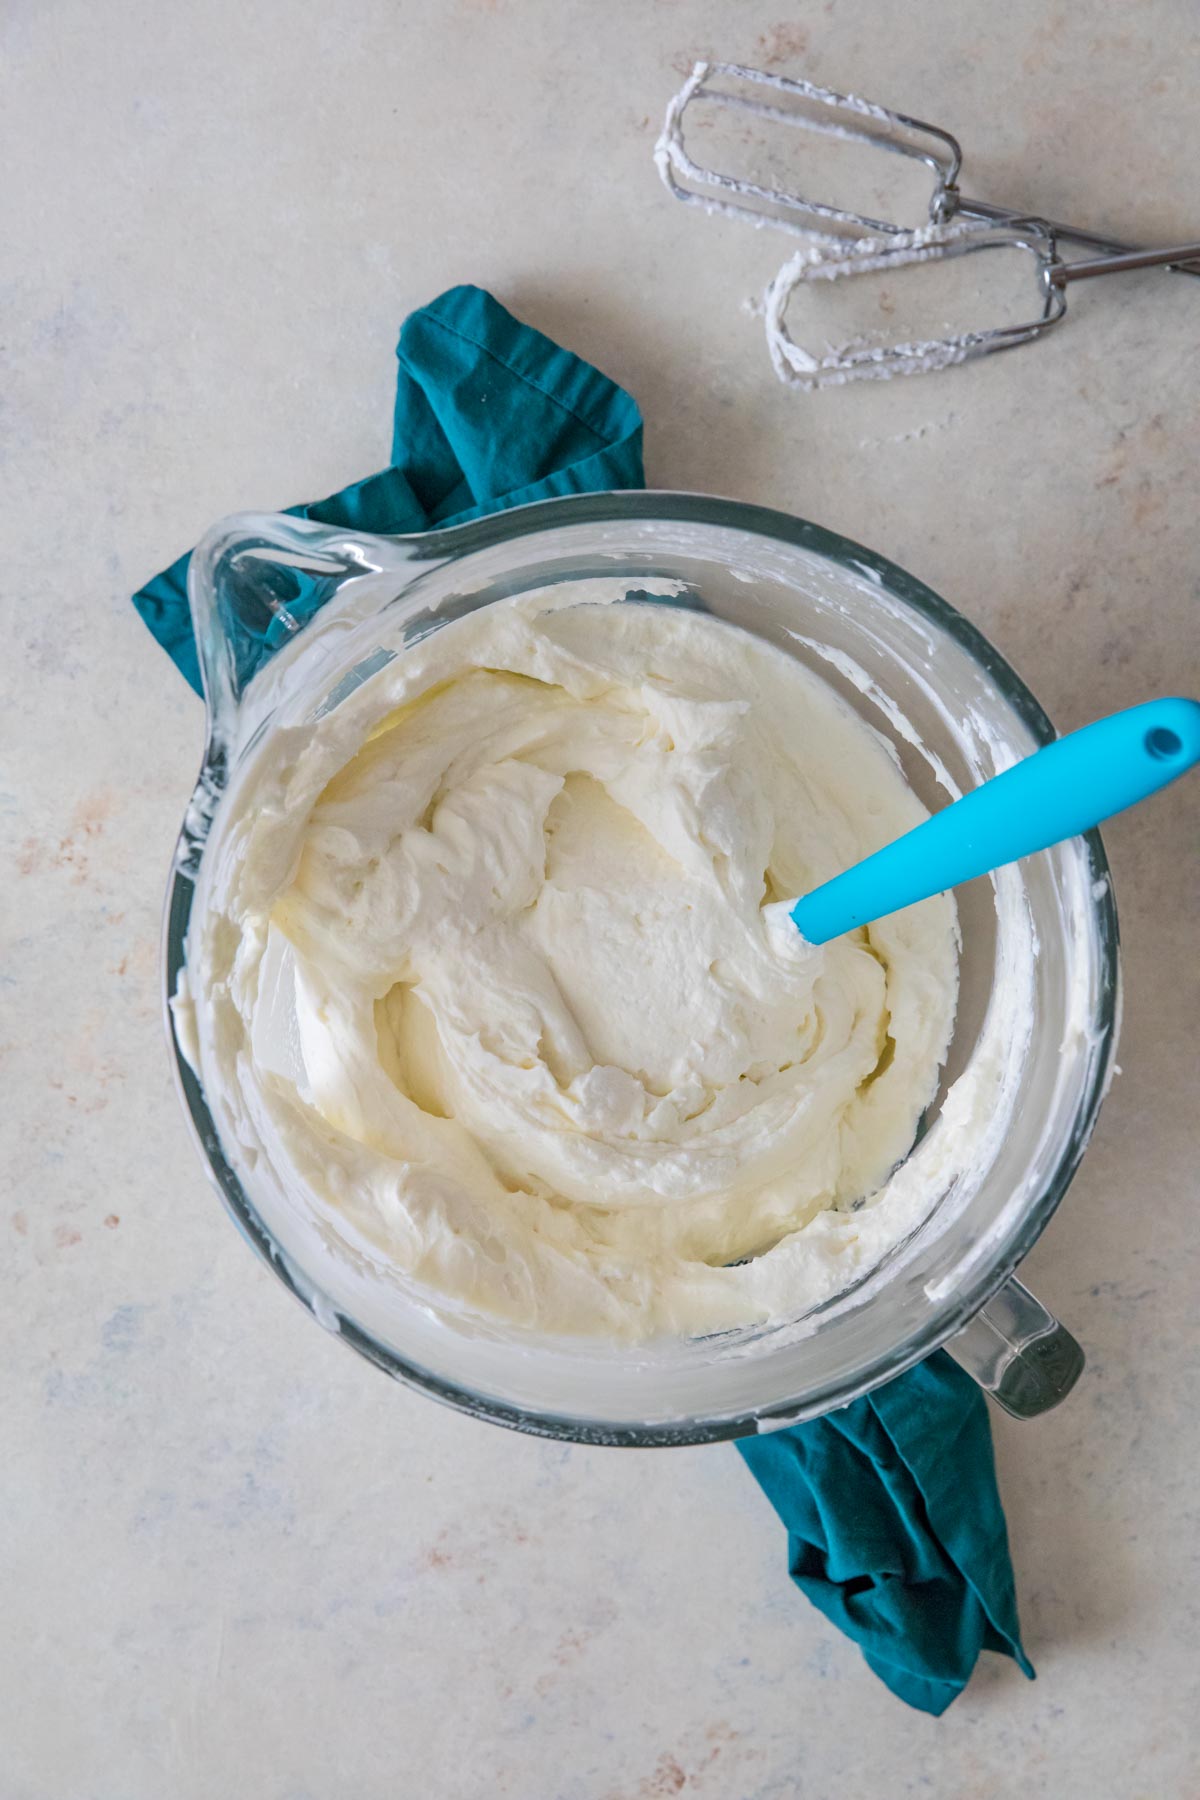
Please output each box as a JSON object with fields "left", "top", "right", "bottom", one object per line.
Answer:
{"left": 737, "top": 1351, "right": 1034, "bottom": 1713}
{"left": 132, "top": 287, "right": 1030, "bottom": 1716}
{"left": 131, "top": 284, "right": 645, "bottom": 692}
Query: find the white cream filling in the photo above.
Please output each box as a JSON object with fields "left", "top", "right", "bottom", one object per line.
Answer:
{"left": 187, "top": 585, "right": 962, "bottom": 1341}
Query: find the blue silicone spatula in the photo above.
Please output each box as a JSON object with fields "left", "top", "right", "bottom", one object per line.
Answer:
{"left": 790, "top": 696, "right": 1200, "bottom": 945}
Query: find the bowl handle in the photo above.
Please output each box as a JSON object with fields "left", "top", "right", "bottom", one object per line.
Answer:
{"left": 945, "top": 1275, "right": 1085, "bottom": 1418}
{"left": 188, "top": 510, "right": 437, "bottom": 740}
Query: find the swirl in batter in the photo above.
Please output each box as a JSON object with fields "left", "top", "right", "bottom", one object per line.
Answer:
{"left": 192, "top": 586, "right": 958, "bottom": 1338}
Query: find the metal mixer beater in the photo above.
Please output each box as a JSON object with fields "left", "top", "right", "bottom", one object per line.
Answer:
{"left": 656, "top": 61, "right": 1200, "bottom": 385}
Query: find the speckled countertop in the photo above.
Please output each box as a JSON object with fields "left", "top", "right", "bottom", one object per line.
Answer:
{"left": 3, "top": 3, "right": 1198, "bottom": 1795}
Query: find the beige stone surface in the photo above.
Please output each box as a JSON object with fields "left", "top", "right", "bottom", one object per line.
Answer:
{"left": 2, "top": 2, "right": 1197, "bottom": 1795}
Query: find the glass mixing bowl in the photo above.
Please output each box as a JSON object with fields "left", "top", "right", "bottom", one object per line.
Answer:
{"left": 164, "top": 493, "right": 1119, "bottom": 1444}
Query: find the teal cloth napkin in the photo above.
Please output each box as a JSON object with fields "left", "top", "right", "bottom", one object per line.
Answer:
{"left": 132, "top": 286, "right": 1031, "bottom": 1715}
{"left": 132, "top": 284, "right": 645, "bottom": 693}
{"left": 738, "top": 1352, "right": 1034, "bottom": 1713}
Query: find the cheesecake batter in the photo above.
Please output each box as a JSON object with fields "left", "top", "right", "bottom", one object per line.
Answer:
{"left": 188, "top": 583, "right": 959, "bottom": 1339}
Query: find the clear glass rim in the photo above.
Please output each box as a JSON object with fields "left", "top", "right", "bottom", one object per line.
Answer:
{"left": 163, "top": 489, "right": 1121, "bottom": 1446}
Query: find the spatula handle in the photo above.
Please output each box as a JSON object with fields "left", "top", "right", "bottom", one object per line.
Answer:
{"left": 791, "top": 697, "right": 1200, "bottom": 945}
